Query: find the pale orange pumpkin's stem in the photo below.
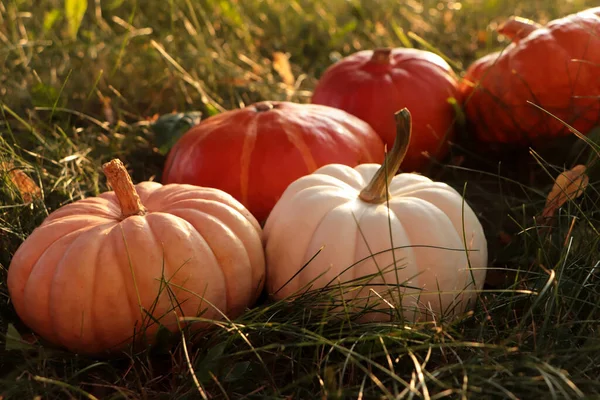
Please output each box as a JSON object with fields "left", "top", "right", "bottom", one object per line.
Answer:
{"left": 497, "top": 16, "right": 542, "bottom": 42}
{"left": 102, "top": 159, "right": 147, "bottom": 218}
{"left": 359, "top": 108, "right": 412, "bottom": 204}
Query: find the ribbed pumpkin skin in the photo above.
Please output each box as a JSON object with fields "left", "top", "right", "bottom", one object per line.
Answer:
{"left": 264, "top": 164, "right": 488, "bottom": 322}
{"left": 7, "top": 182, "right": 265, "bottom": 354}
{"left": 311, "top": 48, "right": 460, "bottom": 172}
{"left": 460, "top": 7, "right": 600, "bottom": 144}
{"left": 162, "top": 101, "right": 385, "bottom": 222}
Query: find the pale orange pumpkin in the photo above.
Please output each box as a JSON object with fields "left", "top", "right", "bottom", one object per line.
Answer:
{"left": 7, "top": 159, "right": 265, "bottom": 354}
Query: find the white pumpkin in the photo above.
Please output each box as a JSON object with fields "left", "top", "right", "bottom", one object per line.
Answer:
{"left": 263, "top": 109, "right": 488, "bottom": 322}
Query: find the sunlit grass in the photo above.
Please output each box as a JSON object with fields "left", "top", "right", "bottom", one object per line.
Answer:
{"left": 1, "top": 0, "right": 600, "bottom": 398}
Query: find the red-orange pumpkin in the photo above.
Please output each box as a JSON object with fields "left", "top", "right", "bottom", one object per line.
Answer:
{"left": 459, "top": 7, "right": 600, "bottom": 144}
{"left": 311, "top": 48, "right": 460, "bottom": 172}
{"left": 162, "top": 101, "right": 385, "bottom": 222}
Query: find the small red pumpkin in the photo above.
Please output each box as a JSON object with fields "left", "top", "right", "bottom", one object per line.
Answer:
{"left": 311, "top": 47, "right": 460, "bottom": 172}
{"left": 459, "top": 7, "right": 600, "bottom": 144}
{"left": 162, "top": 101, "right": 385, "bottom": 222}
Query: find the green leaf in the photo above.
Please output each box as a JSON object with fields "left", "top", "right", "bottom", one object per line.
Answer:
{"left": 65, "top": 0, "right": 87, "bottom": 40}
{"left": 31, "top": 82, "right": 61, "bottom": 108}
{"left": 151, "top": 324, "right": 176, "bottom": 354}
{"left": 194, "top": 341, "right": 227, "bottom": 383}
{"left": 5, "top": 323, "right": 35, "bottom": 351}
{"left": 219, "top": 0, "right": 243, "bottom": 28}
{"left": 204, "top": 103, "right": 220, "bottom": 117}
{"left": 223, "top": 361, "right": 251, "bottom": 383}
{"left": 150, "top": 111, "right": 203, "bottom": 155}
{"left": 43, "top": 9, "right": 62, "bottom": 32}
{"left": 107, "top": 0, "right": 126, "bottom": 10}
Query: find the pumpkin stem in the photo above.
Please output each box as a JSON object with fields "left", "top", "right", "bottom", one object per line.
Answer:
{"left": 359, "top": 108, "right": 412, "bottom": 204}
{"left": 370, "top": 48, "right": 392, "bottom": 64}
{"left": 497, "top": 16, "right": 542, "bottom": 42}
{"left": 102, "top": 159, "right": 147, "bottom": 218}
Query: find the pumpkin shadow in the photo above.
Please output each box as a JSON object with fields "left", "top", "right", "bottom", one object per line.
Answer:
{"left": 426, "top": 128, "right": 594, "bottom": 292}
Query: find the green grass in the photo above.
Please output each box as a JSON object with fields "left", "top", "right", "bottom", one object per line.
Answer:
{"left": 2, "top": 0, "right": 600, "bottom": 398}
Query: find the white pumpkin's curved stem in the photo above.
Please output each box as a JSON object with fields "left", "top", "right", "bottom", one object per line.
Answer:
{"left": 359, "top": 108, "right": 412, "bottom": 204}
{"left": 497, "top": 16, "right": 542, "bottom": 42}
{"left": 102, "top": 159, "right": 147, "bottom": 218}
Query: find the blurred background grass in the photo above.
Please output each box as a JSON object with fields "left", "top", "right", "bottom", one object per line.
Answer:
{"left": 2, "top": 0, "right": 598, "bottom": 119}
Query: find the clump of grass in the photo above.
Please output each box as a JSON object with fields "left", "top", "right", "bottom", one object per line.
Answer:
{"left": 2, "top": 0, "right": 600, "bottom": 398}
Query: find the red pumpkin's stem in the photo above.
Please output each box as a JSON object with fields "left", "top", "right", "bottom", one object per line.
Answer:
{"left": 497, "top": 16, "right": 542, "bottom": 42}
{"left": 255, "top": 101, "right": 275, "bottom": 112}
{"left": 359, "top": 108, "right": 412, "bottom": 204}
{"left": 370, "top": 48, "right": 392, "bottom": 64}
{"left": 102, "top": 159, "right": 147, "bottom": 218}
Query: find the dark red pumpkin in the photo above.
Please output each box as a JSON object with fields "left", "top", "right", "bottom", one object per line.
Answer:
{"left": 162, "top": 101, "right": 385, "bottom": 222}
{"left": 311, "top": 47, "right": 460, "bottom": 172}
{"left": 459, "top": 7, "right": 600, "bottom": 144}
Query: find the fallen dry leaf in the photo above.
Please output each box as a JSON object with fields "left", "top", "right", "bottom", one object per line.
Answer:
{"left": 272, "top": 51, "right": 295, "bottom": 88}
{"left": 498, "top": 230, "right": 513, "bottom": 245}
{"left": 1, "top": 161, "right": 42, "bottom": 203}
{"left": 541, "top": 164, "right": 588, "bottom": 220}
{"left": 97, "top": 92, "right": 115, "bottom": 124}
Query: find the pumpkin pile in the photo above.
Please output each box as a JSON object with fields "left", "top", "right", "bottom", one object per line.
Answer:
{"left": 8, "top": 6, "right": 600, "bottom": 355}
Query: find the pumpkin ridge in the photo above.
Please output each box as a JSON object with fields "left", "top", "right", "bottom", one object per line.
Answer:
{"left": 43, "top": 201, "right": 121, "bottom": 223}
{"left": 388, "top": 198, "right": 465, "bottom": 314}
{"left": 147, "top": 212, "right": 228, "bottom": 323}
{"left": 391, "top": 199, "right": 456, "bottom": 266}
{"left": 21, "top": 227, "right": 91, "bottom": 345}
{"left": 161, "top": 199, "right": 257, "bottom": 229}
{"left": 405, "top": 188, "right": 487, "bottom": 271}
{"left": 85, "top": 225, "right": 109, "bottom": 349}
{"left": 91, "top": 224, "right": 143, "bottom": 352}
{"left": 281, "top": 119, "right": 318, "bottom": 172}
{"left": 391, "top": 195, "right": 462, "bottom": 246}
{"left": 137, "top": 215, "right": 189, "bottom": 335}
{"left": 168, "top": 207, "right": 251, "bottom": 314}
{"left": 350, "top": 202, "right": 379, "bottom": 284}
{"left": 369, "top": 205, "right": 416, "bottom": 288}
{"left": 162, "top": 199, "right": 264, "bottom": 284}
{"left": 25, "top": 222, "right": 109, "bottom": 287}
{"left": 314, "top": 166, "right": 367, "bottom": 190}
{"left": 149, "top": 187, "right": 260, "bottom": 231}
{"left": 107, "top": 222, "right": 145, "bottom": 337}
{"left": 265, "top": 189, "right": 347, "bottom": 295}
{"left": 567, "top": 35, "right": 598, "bottom": 104}
{"left": 25, "top": 220, "right": 110, "bottom": 281}
{"left": 42, "top": 214, "right": 116, "bottom": 229}
{"left": 143, "top": 215, "right": 184, "bottom": 324}
{"left": 347, "top": 203, "right": 416, "bottom": 318}
{"left": 240, "top": 115, "right": 259, "bottom": 207}
{"left": 48, "top": 223, "right": 113, "bottom": 349}
{"left": 143, "top": 184, "right": 191, "bottom": 208}
{"left": 130, "top": 182, "right": 163, "bottom": 205}
{"left": 137, "top": 213, "right": 208, "bottom": 336}
{"left": 389, "top": 182, "right": 454, "bottom": 197}
{"left": 303, "top": 200, "right": 361, "bottom": 291}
